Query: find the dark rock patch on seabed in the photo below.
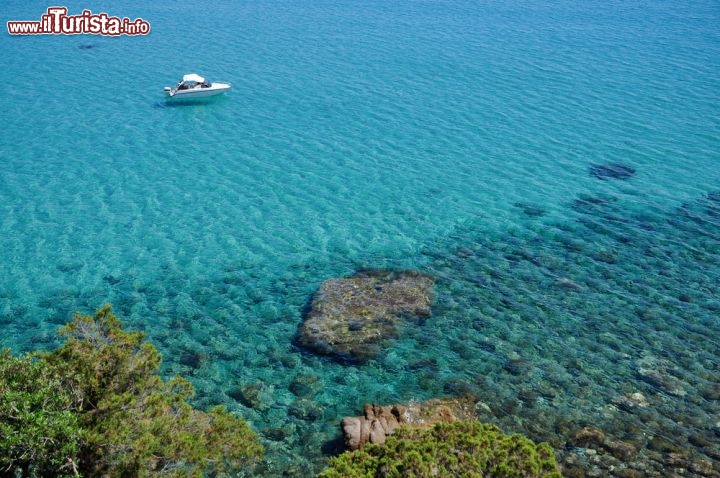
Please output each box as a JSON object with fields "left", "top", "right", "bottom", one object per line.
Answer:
{"left": 571, "top": 193, "right": 618, "bottom": 213}
{"left": 589, "top": 162, "right": 636, "bottom": 180}
{"left": 514, "top": 201, "right": 547, "bottom": 217}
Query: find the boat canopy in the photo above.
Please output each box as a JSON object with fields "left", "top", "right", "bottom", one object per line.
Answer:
{"left": 182, "top": 73, "right": 205, "bottom": 83}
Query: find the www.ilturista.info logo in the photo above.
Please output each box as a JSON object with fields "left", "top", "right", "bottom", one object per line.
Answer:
{"left": 7, "top": 7, "right": 150, "bottom": 36}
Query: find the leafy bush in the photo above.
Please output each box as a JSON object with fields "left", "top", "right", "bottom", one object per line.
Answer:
{"left": 319, "top": 420, "right": 561, "bottom": 478}
{"left": 0, "top": 305, "right": 263, "bottom": 477}
{"left": 0, "top": 351, "right": 82, "bottom": 476}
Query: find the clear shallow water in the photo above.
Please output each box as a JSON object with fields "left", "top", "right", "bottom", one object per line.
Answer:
{"left": 1, "top": 0, "right": 719, "bottom": 475}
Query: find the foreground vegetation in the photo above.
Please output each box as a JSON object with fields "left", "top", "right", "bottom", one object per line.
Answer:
{"left": 319, "top": 420, "right": 561, "bottom": 478}
{"left": 0, "top": 305, "right": 263, "bottom": 477}
{"left": 2, "top": 305, "right": 560, "bottom": 477}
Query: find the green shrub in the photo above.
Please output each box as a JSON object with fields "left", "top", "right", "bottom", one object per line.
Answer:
{"left": 0, "top": 351, "right": 82, "bottom": 476}
{"left": 1, "top": 305, "right": 263, "bottom": 477}
{"left": 319, "top": 420, "right": 561, "bottom": 478}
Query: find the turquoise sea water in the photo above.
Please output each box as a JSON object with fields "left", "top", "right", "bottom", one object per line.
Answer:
{"left": 2, "top": 0, "right": 719, "bottom": 475}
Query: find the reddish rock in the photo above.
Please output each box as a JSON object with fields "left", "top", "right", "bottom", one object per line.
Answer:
{"left": 340, "top": 416, "right": 363, "bottom": 450}
{"left": 340, "top": 398, "right": 477, "bottom": 450}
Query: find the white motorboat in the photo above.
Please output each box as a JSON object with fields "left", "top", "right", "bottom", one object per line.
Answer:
{"left": 164, "top": 73, "right": 231, "bottom": 98}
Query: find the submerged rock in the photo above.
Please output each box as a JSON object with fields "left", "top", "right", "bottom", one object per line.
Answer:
{"left": 637, "top": 367, "right": 686, "bottom": 397}
{"left": 289, "top": 399, "right": 324, "bottom": 422}
{"left": 504, "top": 357, "right": 532, "bottom": 375}
{"left": 612, "top": 392, "right": 649, "bottom": 412}
{"left": 570, "top": 426, "right": 606, "bottom": 449}
{"left": 688, "top": 433, "right": 713, "bottom": 448}
{"left": 228, "top": 382, "right": 271, "bottom": 411}
{"left": 572, "top": 193, "right": 617, "bottom": 210}
{"left": 700, "top": 383, "right": 720, "bottom": 401}
{"left": 288, "top": 373, "right": 321, "bottom": 398}
{"left": 514, "top": 201, "right": 547, "bottom": 218}
{"left": 296, "top": 270, "right": 435, "bottom": 362}
{"left": 340, "top": 398, "right": 477, "bottom": 450}
{"left": 262, "top": 427, "right": 291, "bottom": 442}
{"left": 592, "top": 250, "right": 618, "bottom": 264}
{"left": 589, "top": 162, "right": 636, "bottom": 181}
{"left": 553, "top": 278, "right": 583, "bottom": 291}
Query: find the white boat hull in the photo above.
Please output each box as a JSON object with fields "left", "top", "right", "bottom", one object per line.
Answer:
{"left": 165, "top": 82, "right": 231, "bottom": 98}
